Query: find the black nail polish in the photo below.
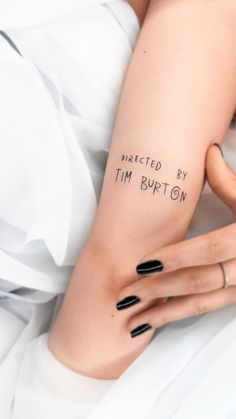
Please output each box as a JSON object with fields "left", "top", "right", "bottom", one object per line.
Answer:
{"left": 130, "top": 323, "right": 152, "bottom": 338}
{"left": 213, "top": 143, "right": 224, "bottom": 158}
{"left": 136, "top": 260, "right": 163, "bottom": 275}
{"left": 116, "top": 295, "right": 141, "bottom": 311}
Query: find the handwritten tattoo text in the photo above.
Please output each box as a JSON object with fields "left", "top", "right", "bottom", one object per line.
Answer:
{"left": 114, "top": 154, "right": 188, "bottom": 204}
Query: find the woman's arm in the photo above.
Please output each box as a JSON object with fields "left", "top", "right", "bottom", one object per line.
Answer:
{"left": 48, "top": 0, "right": 236, "bottom": 379}
{"left": 128, "top": 0, "right": 150, "bottom": 22}
{"left": 119, "top": 144, "right": 236, "bottom": 335}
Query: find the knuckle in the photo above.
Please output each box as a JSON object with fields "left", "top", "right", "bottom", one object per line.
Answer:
{"left": 190, "top": 299, "right": 210, "bottom": 317}
{"left": 186, "top": 273, "right": 210, "bottom": 294}
{"left": 205, "top": 235, "right": 222, "bottom": 264}
{"left": 169, "top": 248, "right": 182, "bottom": 270}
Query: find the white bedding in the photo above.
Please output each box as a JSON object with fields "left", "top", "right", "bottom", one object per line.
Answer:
{"left": 0, "top": 0, "right": 235, "bottom": 417}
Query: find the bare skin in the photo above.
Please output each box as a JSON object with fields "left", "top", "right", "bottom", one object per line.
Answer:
{"left": 48, "top": 0, "right": 236, "bottom": 379}
{"left": 127, "top": 0, "right": 150, "bottom": 22}
{"left": 119, "top": 144, "right": 236, "bottom": 334}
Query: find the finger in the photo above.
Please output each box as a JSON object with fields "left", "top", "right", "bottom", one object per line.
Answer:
{"left": 117, "top": 262, "right": 233, "bottom": 309}
{"left": 206, "top": 143, "right": 236, "bottom": 212}
{"left": 135, "top": 222, "right": 236, "bottom": 276}
{"left": 128, "top": 286, "right": 236, "bottom": 337}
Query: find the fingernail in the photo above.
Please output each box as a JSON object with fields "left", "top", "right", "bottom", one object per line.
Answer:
{"left": 130, "top": 323, "right": 152, "bottom": 338}
{"left": 116, "top": 295, "right": 141, "bottom": 311}
{"left": 136, "top": 260, "right": 163, "bottom": 275}
{"left": 213, "top": 143, "right": 224, "bottom": 158}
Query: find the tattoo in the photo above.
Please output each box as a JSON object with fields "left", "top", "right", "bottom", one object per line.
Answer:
{"left": 177, "top": 169, "right": 187, "bottom": 181}
{"left": 115, "top": 169, "right": 133, "bottom": 183}
{"left": 121, "top": 154, "right": 162, "bottom": 171}
{"left": 114, "top": 153, "right": 188, "bottom": 204}
{"left": 140, "top": 177, "right": 187, "bottom": 203}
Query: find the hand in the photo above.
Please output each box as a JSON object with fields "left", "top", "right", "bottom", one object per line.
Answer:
{"left": 116, "top": 143, "right": 236, "bottom": 338}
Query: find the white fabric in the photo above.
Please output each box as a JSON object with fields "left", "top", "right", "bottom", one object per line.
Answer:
{"left": 13, "top": 334, "right": 116, "bottom": 419}
{"left": 0, "top": 0, "right": 235, "bottom": 418}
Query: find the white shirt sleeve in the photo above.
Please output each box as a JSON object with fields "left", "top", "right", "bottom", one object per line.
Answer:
{"left": 13, "top": 333, "right": 116, "bottom": 419}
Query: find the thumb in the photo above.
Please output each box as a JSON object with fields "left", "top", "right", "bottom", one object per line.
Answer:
{"left": 206, "top": 143, "right": 236, "bottom": 212}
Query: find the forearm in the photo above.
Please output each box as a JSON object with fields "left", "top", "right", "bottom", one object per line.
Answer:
{"left": 49, "top": 0, "right": 236, "bottom": 379}
{"left": 89, "top": 0, "right": 236, "bottom": 279}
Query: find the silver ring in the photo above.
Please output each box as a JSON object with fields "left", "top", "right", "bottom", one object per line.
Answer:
{"left": 219, "top": 262, "right": 229, "bottom": 289}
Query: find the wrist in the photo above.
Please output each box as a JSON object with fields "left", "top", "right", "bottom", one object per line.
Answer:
{"left": 48, "top": 240, "right": 154, "bottom": 380}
